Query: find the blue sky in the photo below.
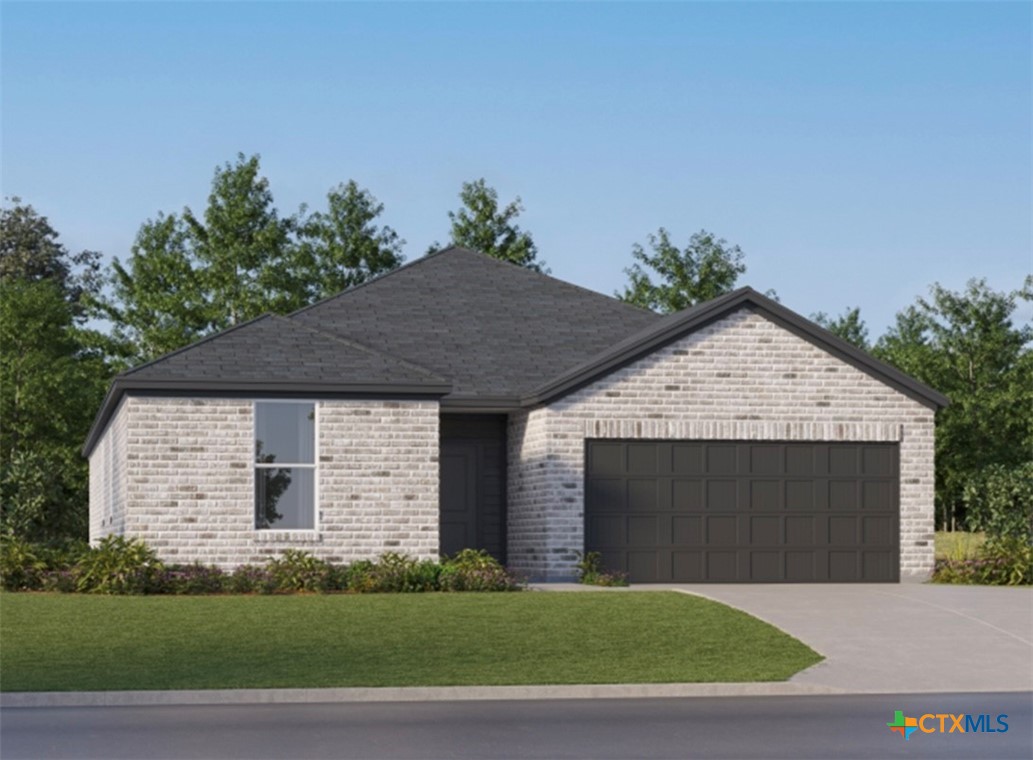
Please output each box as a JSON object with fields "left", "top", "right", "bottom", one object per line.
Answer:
{"left": 3, "top": 1, "right": 1030, "bottom": 336}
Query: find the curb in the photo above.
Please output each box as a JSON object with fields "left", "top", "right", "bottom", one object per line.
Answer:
{"left": 0, "top": 682, "right": 846, "bottom": 708}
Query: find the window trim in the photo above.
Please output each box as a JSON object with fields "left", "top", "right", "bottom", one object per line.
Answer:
{"left": 252, "top": 400, "right": 319, "bottom": 532}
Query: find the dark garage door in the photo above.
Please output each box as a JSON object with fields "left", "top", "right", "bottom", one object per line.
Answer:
{"left": 585, "top": 440, "right": 899, "bottom": 583}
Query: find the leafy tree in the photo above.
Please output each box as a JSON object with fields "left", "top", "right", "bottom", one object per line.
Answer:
{"left": 619, "top": 228, "right": 746, "bottom": 313}
{"left": 874, "top": 278, "right": 1033, "bottom": 529}
{"left": 100, "top": 154, "right": 403, "bottom": 361}
{"left": 0, "top": 198, "right": 102, "bottom": 319}
{"left": 435, "top": 179, "right": 546, "bottom": 272}
{"left": 0, "top": 278, "right": 109, "bottom": 541}
{"left": 295, "top": 181, "right": 404, "bottom": 302}
{"left": 812, "top": 307, "right": 870, "bottom": 350}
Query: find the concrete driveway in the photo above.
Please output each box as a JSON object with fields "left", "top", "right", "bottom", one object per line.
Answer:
{"left": 665, "top": 584, "right": 1033, "bottom": 693}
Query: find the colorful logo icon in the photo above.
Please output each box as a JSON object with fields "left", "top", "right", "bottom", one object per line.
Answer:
{"left": 887, "top": 710, "right": 919, "bottom": 740}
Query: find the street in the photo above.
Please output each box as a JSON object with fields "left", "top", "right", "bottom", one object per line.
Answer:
{"left": 2, "top": 692, "right": 1030, "bottom": 759}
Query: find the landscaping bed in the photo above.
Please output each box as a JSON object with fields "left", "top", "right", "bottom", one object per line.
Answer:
{"left": 0, "top": 592, "right": 822, "bottom": 691}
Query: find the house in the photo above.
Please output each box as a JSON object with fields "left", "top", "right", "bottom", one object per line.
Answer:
{"left": 84, "top": 247, "right": 948, "bottom": 582}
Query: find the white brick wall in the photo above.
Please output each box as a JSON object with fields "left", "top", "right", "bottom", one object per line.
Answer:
{"left": 88, "top": 397, "right": 439, "bottom": 567}
{"left": 507, "top": 309, "right": 936, "bottom": 581}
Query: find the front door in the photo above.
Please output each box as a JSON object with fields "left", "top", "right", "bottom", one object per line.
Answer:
{"left": 439, "top": 442, "right": 479, "bottom": 557}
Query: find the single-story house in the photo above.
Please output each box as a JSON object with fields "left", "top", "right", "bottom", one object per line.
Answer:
{"left": 85, "top": 246, "right": 947, "bottom": 582}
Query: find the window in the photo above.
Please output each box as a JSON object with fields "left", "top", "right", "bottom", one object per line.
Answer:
{"left": 254, "top": 402, "right": 316, "bottom": 530}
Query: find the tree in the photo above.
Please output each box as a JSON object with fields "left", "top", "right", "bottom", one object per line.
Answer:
{"left": 436, "top": 179, "right": 546, "bottom": 272}
{"left": 0, "top": 198, "right": 112, "bottom": 541}
{"left": 0, "top": 198, "right": 102, "bottom": 320}
{"left": 812, "top": 307, "right": 870, "bottom": 350}
{"left": 100, "top": 154, "right": 403, "bottom": 361}
{"left": 295, "top": 181, "right": 404, "bottom": 302}
{"left": 618, "top": 228, "right": 746, "bottom": 313}
{"left": 873, "top": 278, "right": 1033, "bottom": 530}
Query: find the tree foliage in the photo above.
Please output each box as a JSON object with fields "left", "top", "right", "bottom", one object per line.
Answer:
{"left": 0, "top": 199, "right": 113, "bottom": 542}
{"left": 437, "top": 179, "right": 546, "bottom": 272}
{"left": 812, "top": 307, "right": 870, "bottom": 350}
{"left": 99, "top": 154, "right": 403, "bottom": 361}
{"left": 873, "top": 278, "right": 1033, "bottom": 529}
{"left": 619, "top": 228, "right": 746, "bottom": 313}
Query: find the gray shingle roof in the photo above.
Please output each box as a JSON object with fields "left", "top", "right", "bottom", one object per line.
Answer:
{"left": 290, "top": 247, "right": 660, "bottom": 397}
{"left": 120, "top": 314, "right": 448, "bottom": 388}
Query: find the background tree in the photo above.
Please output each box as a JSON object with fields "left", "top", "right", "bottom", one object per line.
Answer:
{"left": 812, "top": 307, "right": 870, "bottom": 350}
{"left": 873, "top": 278, "right": 1033, "bottom": 530}
{"left": 619, "top": 228, "right": 746, "bottom": 313}
{"left": 295, "top": 181, "right": 404, "bottom": 302}
{"left": 0, "top": 201, "right": 112, "bottom": 541}
{"left": 100, "top": 154, "right": 402, "bottom": 361}
{"left": 434, "top": 178, "right": 546, "bottom": 272}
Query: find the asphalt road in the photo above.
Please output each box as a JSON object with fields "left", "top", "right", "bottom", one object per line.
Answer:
{"left": 2, "top": 692, "right": 1030, "bottom": 760}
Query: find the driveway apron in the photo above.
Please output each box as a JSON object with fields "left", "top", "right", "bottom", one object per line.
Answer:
{"left": 662, "top": 584, "right": 1033, "bottom": 693}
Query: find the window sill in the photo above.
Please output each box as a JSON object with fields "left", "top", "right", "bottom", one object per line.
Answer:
{"left": 254, "top": 530, "right": 321, "bottom": 544}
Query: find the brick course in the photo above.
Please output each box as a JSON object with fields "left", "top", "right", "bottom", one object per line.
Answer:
{"left": 507, "top": 309, "right": 935, "bottom": 580}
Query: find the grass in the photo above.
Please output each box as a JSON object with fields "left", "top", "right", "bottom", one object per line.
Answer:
{"left": 0, "top": 592, "right": 821, "bottom": 691}
{"left": 935, "top": 530, "right": 986, "bottom": 560}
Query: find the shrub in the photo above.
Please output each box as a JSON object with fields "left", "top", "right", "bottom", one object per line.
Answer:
{"left": 575, "top": 551, "right": 629, "bottom": 587}
{"left": 439, "top": 549, "right": 522, "bottom": 592}
{"left": 74, "top": 536, "right": 164, "bottom": 594}
{"left": 228, "top": 564, "right": 277, "bottom": 594}
{"left": 39, "top": 569, "right": 77, "bottom": 593}
{"left": 344, "top": 552, "right": 441, "bottom": 593}
{"left": 932, "top": 538, "right": 1032, "bottom": 586}
{"left": 963, "top": 462, "right": 1033, "bottom": 543}
{"left": 265, "top": 550, "right": 335, "bottom": 593}
{"left": 0, "top": 535, "right": 46, "bottom": 591}
{"left": 157, "top": 563, "right": 228, "bottom": 595}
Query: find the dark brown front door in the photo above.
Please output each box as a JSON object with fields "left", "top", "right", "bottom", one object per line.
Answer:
{"left": 438, "top": 415, "right": 507, "bottom": 562}
{"left": 584, "top": 440, "right": 899, "bottom": 583}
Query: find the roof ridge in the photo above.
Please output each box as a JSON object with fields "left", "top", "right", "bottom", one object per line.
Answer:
{"left": 286, "top": 246, "right": 461, "bottom": 319}
{"left": 118, "top": 313, "right": 276, "bottom": 378}
{"left": 272, "top": 315, "right": 448, "bottom": 383}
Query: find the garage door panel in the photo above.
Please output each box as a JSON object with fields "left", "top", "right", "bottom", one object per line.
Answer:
{"left": 672, "top": 515, "right": 702, "bottom": 544}
{"left": 750, "top": 516, "right": 780, "bottom": 546}
{"left": 628, "top": 516, "right": 659, "bottom": 546}
{"left": 587, "top": 479, "right": 624, "bottom": 511}
{"left": 672, "top": 551, "right": 703, "bottom": 581}
{"left": 627, "top": 480, "right": 659, "bottom": 511}
{"left": 706, "top": 480, "right": 737, "bottom": 510}
{"left": 706, "top": 445, "right": 738, "bottom": 475}
{"left": 750, "top": 481, "right": 781, "bottom": 511}
{"left": 785, "top": 551, "right": 815, "bottom": 582}
{"left": 750, "top": 446, "right": 782, "bottom": 476}
{"left": 862, "top": 480, "right": 895, "bottom": 510}
{"left": 786, "top": 480, "right": 814, "bottom": 510}
{"left": 750, "top": 551, "right": 780, "bottom": 581}
{"left": 829, "top": 480, "right": 859, "bottom": 510}
{"left": 785, "top": 515, "right": 815, "bottom": 544}
{"left": 627, "top": 443, "right": 659, "bottom": 474}
{"left": 672, "top": 479, "right": 703, "bottom": 510}
{"left": 585, "top": 440, "right": 899, "bottom": 583}
{"left": 672, "top": 444, "right": 704, "bottom": 475}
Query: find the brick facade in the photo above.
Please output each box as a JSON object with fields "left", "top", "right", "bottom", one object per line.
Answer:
{"left": 507, "top": 309, "right": 936, "bottom": 580}
{"left": 88, "top": 397, "right": 439, "bottom": 567}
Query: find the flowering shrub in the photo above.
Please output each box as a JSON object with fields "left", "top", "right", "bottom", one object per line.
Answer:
{"left": 1, "top": 540, "right": 524, "bottom": 594}
{"left": 932, "top": 538, "right": 1032, "bottom": 586}
{"left": 575, "top": 551, "right": 629, "bottom": 587}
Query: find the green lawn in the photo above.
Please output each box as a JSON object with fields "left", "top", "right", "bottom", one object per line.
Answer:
{"left": 0, "top": 592, "right": 821, "bottom": 691}
{"left": 935, "top": 530, "right": 986, "bottom": 560}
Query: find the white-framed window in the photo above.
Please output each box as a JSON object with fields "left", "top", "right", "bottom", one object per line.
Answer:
{"left": 254, "top": 401, "right": 317, "bottom": 530}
